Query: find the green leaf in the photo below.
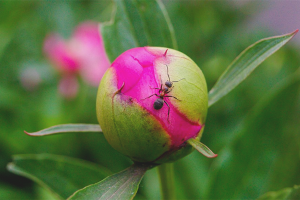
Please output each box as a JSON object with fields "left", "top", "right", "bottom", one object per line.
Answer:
{"left": 25, "top": 124, "right": 102, "bottom": 136}
{"left": 205, "top": 69, "right": 300, "bottom": 199}
{"left": 0, "top": 183, "right": 35, "bottom": 200}
{"left": 257, "top": 185, "right": 300, "bottom": 200}
{"left": 101, "top": 0, "right": 177, "bottom": 62}
{"left": 7, "top": 154, "right": 112, "bottom": 200}
{"left": 68, "top": 163, "right": 153, "bottom": 200}
{"left": 187, "top": 138, "right": 217, "bottom": 158}
{"left": 208, "top": 30, "right": 298, "bottom": 107}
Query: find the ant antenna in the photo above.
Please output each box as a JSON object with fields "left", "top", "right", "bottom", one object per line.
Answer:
{"left": 172, "top": 78, "right": 185, "bottom": 83}
{"left": 165, "top": 65, "right": 170, "bottom": 82}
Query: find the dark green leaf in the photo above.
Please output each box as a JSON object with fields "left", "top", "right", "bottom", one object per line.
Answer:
{"left": 7, "top": 154, "right": 111, "bottom": 199}
{"left": 68, "top": 163, "right": 153, "bottom": 200}
{"left": 187, "top": 138, "right": 217, "bottom": 158}
{"left": 25, "top": 124, "right": 102, "bottom": 136}
{"left": 101, "top": 0, "right": 177, "bottom": 62}
{"left": 205, "top": 69, "right": 300, "bottom": 199}
{"left": 208, "top": 30, "right": 298, "bottom": 107}
{"left": 257, "top": 185, "right": 300, "bottom": 200}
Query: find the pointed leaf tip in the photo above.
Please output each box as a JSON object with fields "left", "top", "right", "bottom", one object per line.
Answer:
{"left": 24, "top": 130, "right": 30, "bottom": 135}
{"left": 187, "top": 138, "right": 217, "bottom": 158}
{"left": 293, "top": 29, "right": 299, "bottom": 34}
{"left": 289, "top": 29, "right": 298, "bottom": 38}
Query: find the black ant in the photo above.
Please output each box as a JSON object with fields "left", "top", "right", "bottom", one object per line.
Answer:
{"left": 142, "top": 65, "right": 184, "bottom": 122}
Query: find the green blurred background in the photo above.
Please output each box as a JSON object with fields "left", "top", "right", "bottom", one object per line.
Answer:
{"left": 1, "top": 1, "right": 300, "bottom": 199}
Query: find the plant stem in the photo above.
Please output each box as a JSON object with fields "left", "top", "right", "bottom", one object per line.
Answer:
{"left": 157, "top": 163, "right": 176, "bottom": 200}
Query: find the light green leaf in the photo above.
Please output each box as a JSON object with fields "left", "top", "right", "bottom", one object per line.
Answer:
{"left": 257, "top": 185, "right": 300, "bottom": 200}
{"left": 25, "top": 124, "right": 102, "bottom": 136}
{"left": 208, "top": 30, "right": 298, "bottom": 107}
{"left": 101, "top": 0, "right": 177, "bottom": 62}
{"left": 187, "top": 138, "right": 217, "bottom": 158}
{"left": 7, "top": 154, "right": 111, "bottom": 200}
{"left": 68, "top": 163, "right": 153, "bottom": 200}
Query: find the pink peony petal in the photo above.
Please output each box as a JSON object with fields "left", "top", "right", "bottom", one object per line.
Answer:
{"left": 43, "top": 34, "right": 78, "bottom": 73}
{"left": 69, "top": 22, "right": 111, "bottom": 86}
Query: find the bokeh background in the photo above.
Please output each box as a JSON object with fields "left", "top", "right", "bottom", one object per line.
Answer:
{"left": 1, "top": 1, "right": 300, "bottom": 199}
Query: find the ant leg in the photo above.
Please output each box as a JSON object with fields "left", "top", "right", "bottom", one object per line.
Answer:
{"left": 164, "top": 100, "right": 170, "bottom": 123}
{"left": 166, "top": 87, "right": 173, "bottom": 94}
{"left": 165, "top": 95, "right": 181, "bottom": 101}
{"left": 141, "top": 93, "right": 159, "bottom": 100}
{"left": 149, "top": 85, "right": 160, "bottom": 90}
{"left": 172, "top": 78, "right": 185, "bottom": 83}
{"left": 159, "top": 75, "right": 163, "bottom": 92}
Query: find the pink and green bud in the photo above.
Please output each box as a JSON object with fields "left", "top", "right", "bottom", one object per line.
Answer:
{"left": 96, "top": 47, "right": 208, "bottom": 163}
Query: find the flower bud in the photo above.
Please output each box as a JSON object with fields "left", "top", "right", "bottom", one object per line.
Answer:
{"left": 96, "top": 47, "right": 208, "bottom": 163}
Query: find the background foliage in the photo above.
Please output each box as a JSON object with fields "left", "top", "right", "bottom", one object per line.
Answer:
{"left": 1, "top": 1, "right": 300, "bottom": 199}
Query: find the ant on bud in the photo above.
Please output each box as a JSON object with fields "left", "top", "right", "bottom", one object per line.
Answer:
{"left": 142, "top": 65, "right": 185, "bottom": 122}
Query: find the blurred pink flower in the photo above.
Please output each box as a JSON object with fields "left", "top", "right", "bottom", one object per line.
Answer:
{"left": 44, "top": 21, "right": 110, "bottom": 98}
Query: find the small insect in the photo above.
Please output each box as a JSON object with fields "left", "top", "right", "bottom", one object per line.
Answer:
{"left": 142, "top": 65, "right": 184, "bottom": 122}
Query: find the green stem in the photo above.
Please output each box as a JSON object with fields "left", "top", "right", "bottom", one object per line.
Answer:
{"left": 157, "top": 163, "right": 176, "bottom": 200}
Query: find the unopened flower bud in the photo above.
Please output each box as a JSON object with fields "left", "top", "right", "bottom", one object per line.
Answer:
{"left": 96, "top": 47, "right": 208, "bottom": 163}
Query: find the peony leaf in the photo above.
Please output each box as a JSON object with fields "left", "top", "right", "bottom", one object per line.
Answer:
{"left": 7, "top": 154, "right": 111, "bottom": 200}
{"left": 187, "top": 138, "right": 217, "bottom": 158}
{"left": 208, "top": 30, "right": 298, "bottom": 107}
{"left": 205, "top": 69, "right": 300, "bottom": 199}
{"left": 25, "top": 124, "right": 102, "bottom": 136}
{"left": 257, "top": 185, "right": 300, "bottom": 200}
{"left": 101, "top": 0, "right": 177, "bottom": 62}
{"left": 68, "top": 163, "right": 153, "bottom": 200}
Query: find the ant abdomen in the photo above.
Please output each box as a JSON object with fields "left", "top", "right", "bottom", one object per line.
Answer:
{"left": 154, "top": 98, "right": 164, "bottom": 110}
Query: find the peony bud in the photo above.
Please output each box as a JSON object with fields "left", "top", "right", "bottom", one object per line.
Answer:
{"left": 96, "top": 47, "right": 208, "bottom": 163}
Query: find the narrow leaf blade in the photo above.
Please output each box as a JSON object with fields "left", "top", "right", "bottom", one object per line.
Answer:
{"left": 25, "top": 124, "right": 102, "bottom": 136}
{"left": 7, "top": 154, "right": 112, "bottom": 199}
{"left": 101, "top": 0, "right": 177, "bottom": 62}
{"left": 187, "top": 138, "right": 217, "bottom": 158}
{"left": 68, "top": 163, "right": 153, "bottom": 200}
{"left": 257, "top": 185, "right": 300, "bottom": 200}
{"left": 208, "top": 30, "right": 298, "bottom": 107}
